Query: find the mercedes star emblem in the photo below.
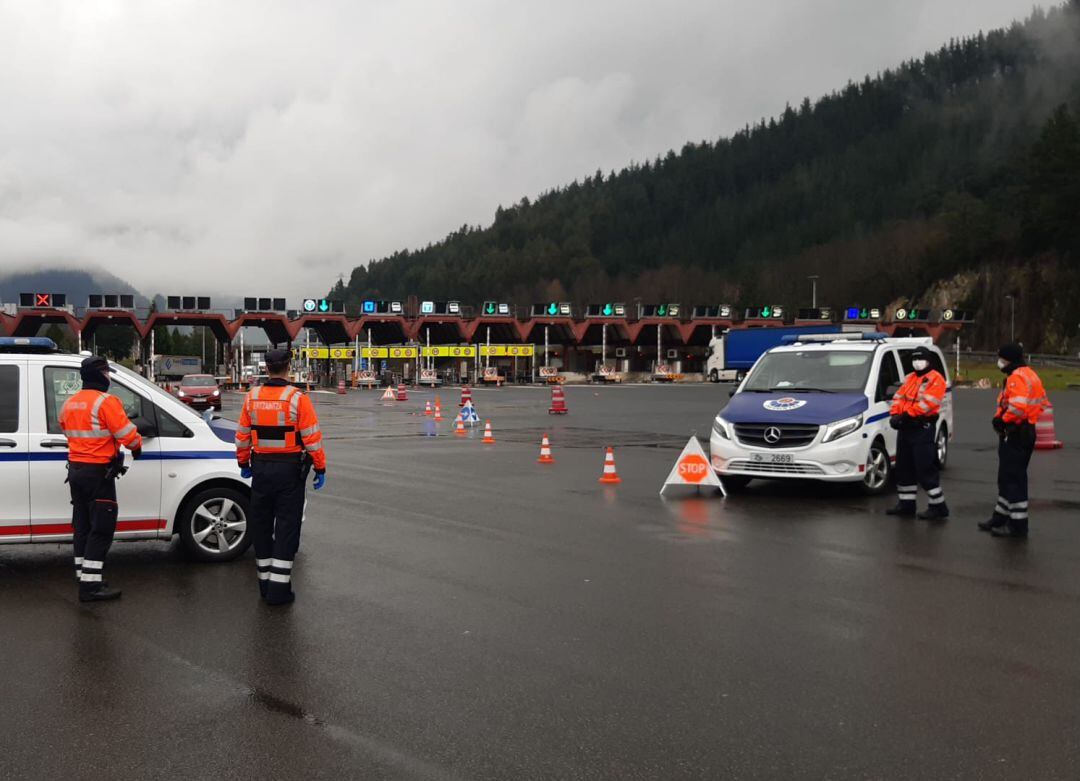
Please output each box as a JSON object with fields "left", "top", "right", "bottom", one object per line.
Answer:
{"left": 764, "top": 427, "right": 782, "bottom": 444}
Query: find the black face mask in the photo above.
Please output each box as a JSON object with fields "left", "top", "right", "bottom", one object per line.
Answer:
{"left": 80, "top": 366, "right": 111, "bottom": 392}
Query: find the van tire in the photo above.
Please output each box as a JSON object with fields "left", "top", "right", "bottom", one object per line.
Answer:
{"left": 177, "top": 486, "right": 252, "bottom": 562}
{"left": 936, "top": 424, "right": 949, "bottom": 470}
{"left": 861, "top": 438, "right": 892, "bottom": 496}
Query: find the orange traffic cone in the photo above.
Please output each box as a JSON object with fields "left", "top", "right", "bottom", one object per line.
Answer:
{"left": 537, "top": 434, "right": 554, "bottom": 464}
{"left": 598, "top": 447, "right": 621, "bottom": 484}
{"left": 424, "top": 400, "right": 432, "bottom": 416}
{"left": 454, "top": 417, "right": 466, "bottom": 436}
{"left": 1036, "top": 401, "right": 1064, "bottom": 449}
{"left": 482, "top": 420, "right": 496, "bottom": 444}
{"left": 434, "top": 404, "right": 443, "bottom": 423}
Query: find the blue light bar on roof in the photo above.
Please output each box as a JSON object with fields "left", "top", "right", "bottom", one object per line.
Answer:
{"left": 0, "top": 336, "right": 58, "bottom": 349}
{"left": 780, "top": 332, "right": 887, "bottom": 345}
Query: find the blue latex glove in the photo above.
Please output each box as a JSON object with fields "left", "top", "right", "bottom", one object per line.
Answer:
{"left": 313, "top": 471, "right": 326, "bottom": 490}
{"left": 240, "top": 465, "right": 253, "bottom": 479}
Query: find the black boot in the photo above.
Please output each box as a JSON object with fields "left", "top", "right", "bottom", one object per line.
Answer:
{"left": 991, "top": 521, "right": 1028, "bottom": 539}
{"left": 259, "top": 580, "right": 268, "bottom": 599}
{"left": 977, "top": 514, "right": 1008, "bottom": 532}
{"left": 79, "top": 586, "right": 122, "bottom": 602}
{"left": 265, "top": 590, "right": 295, "bottom": 607}
{"left": 918, "top": 504, "right": 949, "bottom": 521}
{"left": 885, "top": 503, "right": 915, "bottom": 517}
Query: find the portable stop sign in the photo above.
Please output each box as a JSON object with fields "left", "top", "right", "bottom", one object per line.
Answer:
{"left": 660, "top": 436, "right": 726, "bottom": 497}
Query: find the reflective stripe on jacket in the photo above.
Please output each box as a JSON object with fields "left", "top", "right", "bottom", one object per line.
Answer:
{"left": 996, "top": 366, "right": 1048, "bottom": 424}
{"left": 236, "top": 381, "right": 326, "bottom": 470}
{"left": 59, "top": 389, "right": 143, "bottom": 464}
{"left": 890, "top": 370, "right": 946, "bottom": 418}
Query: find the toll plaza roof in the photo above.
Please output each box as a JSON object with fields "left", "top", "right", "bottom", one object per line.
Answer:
{"left": 0, "top": 307, "right": 964, "bottom": 346}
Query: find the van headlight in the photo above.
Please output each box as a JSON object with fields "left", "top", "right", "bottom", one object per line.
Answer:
{"left": 712, "top": 415, "right": 731, "bottom": 440}
{"left": 822, "top": 415, "right": 862, "bottom": 443}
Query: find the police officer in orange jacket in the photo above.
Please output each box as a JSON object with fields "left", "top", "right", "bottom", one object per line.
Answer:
{"left": 979, "top": 344, "right": 1048, "bottom": 538}
{"left": 59, "top": 356, "right": 143, "bottom": 602}
{"left": 235, "top": 349, "right": 326, "bottom": 605}
{"left": 886, "top": 346, "right": 949, "bottom": 520}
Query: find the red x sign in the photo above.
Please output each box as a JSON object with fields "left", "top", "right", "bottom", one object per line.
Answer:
{"left": 35, "top": 293, "right": 51, "bottom": 307}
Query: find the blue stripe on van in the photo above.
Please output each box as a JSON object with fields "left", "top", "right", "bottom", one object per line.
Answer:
{"left": 0, "top": 451, "right": 235, "bottom": 462}
{"left": 866, "top": 411, "right": 891, "bottom": 424}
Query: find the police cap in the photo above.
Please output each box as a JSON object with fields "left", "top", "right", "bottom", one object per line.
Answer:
{"left": 265, "top": 348, "right": 292, "bottom": 366}
{"left": 998, "top": 343, "right": 1024, "bottom": 364}
{"left": 910, "top": 345, "right": 934, "bottom": 361}
{"left": 80, "top": 355, "right": 114, "bottom": 373}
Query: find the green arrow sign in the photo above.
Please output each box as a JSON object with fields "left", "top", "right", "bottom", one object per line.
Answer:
{"left": 318, "top": 299, "right": 329, "bottom": 312}
{"left": 657, "top": 304, "right": 667, "bottom": 316}
{"left": 602, "top": 303, "right": 613, "bottom": 316}
{"left": 761, "top": 306, "right": 771, "bottom": 318}
{"left": 485, "top": 302, "right": 496, "bottom": 315}
{"left": 547, "top": 303, "right": 558, "bottom": 315}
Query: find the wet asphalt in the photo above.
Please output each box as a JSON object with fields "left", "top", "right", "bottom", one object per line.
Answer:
{"left": 1, "top": 384, "right": 1078, "bottom": 780}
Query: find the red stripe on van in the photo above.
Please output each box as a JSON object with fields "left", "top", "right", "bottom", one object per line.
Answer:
{"left": 0, "top": 519, "right": 168, "bottom": 537}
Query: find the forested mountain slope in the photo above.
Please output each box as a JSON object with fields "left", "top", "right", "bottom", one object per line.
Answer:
{"left": 336, "top": 2, "right": 1080, "bottom": 350}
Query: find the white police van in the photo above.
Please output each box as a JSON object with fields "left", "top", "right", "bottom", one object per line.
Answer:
{"left": 709, "top": 333, "right": 953, "bottom": 494}
{"left": 0, "top": 337, "right": 251, "bottom": 560}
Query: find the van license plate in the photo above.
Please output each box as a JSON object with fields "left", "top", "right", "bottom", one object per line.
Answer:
{"left": 751, "top": 453, "right": 793, "bottom": 464}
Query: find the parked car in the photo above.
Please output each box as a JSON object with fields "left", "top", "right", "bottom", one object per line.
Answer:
{"left": 0, "top": 337, "right": 250, "bottom": 561}
{"left": 709, "top": 333, "right": 953, "bottom": 495}
{"left": 176, "top": 373, "right": 222, "bottom": 410}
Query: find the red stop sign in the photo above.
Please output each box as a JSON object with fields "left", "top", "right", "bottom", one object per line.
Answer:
{"left": 677, "top": 453, "right": 710, "bottom": 484}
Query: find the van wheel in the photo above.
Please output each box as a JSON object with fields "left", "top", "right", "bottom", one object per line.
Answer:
{"left": 178, "top": 487, "right": 252, "bottom": 562}
{"left": 709, "top": 369, "right": 719, "bottom": 383}
{"left": 936, "top": 425, "right": 949, "bottom": 470}
{"left": 861, "top": 438, "right": 891, "bottom": 495}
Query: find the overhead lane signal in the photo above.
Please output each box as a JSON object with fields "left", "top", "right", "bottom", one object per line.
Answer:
{"left": 531, "top": 302, "right": 573, "bottom": 317}
{"left": 167, "top": 296, "right": 211, "bottom": 311}
{"left": 745, "top": 305, "right": 784, "bottom": 320}
{"left": 19, "top": 293, "right": 67, "bottom": 309}
{"left": 88, "top": 294, "right": 135, "bottom": 310}
{"left": 302, "top": 298, "right": 344, "bottom": 314}
{"left": 481, "top": 301, "right": 511, "bottom": 316}
{"left": 796, "top": 307, "right": 833, "bottom": 321}
{"left": 894, "top": 306, "right": 930, "bottom": 322}
{"left": 243, "top": 297, "right": 286, "bottom": 313}
{"left": 844, "top": 306, "right": 882, "bottom": 322}
{"left": 586, "top": 303, "right": 626, "bottom": 317}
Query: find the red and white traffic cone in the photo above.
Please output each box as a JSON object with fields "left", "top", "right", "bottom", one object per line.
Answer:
{"left": 598, "top": 447, "right": 621, "bottom": 484}
{"left": 434, "top": 403, "right": 443, "bottom": 423}
{"left": 337, "top": 378, "right": 346, "bottom": 395}
{"left": 537, "top": 434, "right": 554, "bottom": 464}
{"left": 396, "top": 384, "right": 408, "bottom": 401}
{"left": 482, "top": 420, "right": 496, "bottom": 445}
{"left": 454, "top": 417, "right": 466, "bottom": 436}
{"left": 424, "top": 400, "right": 432, "bottom": 416}
{"left": 460, "top": 386, "right": 472, "bottom": 407}
{"left": 1035, "top": 401, "right": 1064, "bottom": 449}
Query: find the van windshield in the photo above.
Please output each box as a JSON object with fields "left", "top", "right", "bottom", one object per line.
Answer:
{"left": 742, "top": 350, "right": 873, "bottom": 394}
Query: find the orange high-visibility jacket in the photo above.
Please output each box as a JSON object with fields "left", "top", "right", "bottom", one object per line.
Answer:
{"left": 59, "top": 389, "right": 143, "bottom": 464}
{"left": 995, "top": 366, "right": 1048, "bottom": 425}
{"left": 890, "top": 370, "right": 946, "bottom": 418}
{"left": 235, "top": 381, "right": 326, "bottom": 470}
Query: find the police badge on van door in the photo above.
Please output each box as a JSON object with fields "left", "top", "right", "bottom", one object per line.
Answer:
{"left": 763, "top": 397, "right": 807, "bottom": 411}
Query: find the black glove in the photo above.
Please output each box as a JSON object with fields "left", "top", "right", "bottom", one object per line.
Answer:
{"left": 991, "top": 418, "right": 1005, "bottom": 435}
{"left": 130, "top": 446, "right": 143, "bottom": 460}
{"left": 889, "top": 414, "right": 904, "bottom": 430}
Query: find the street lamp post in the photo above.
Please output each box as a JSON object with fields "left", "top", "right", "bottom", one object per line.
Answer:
{"left": 1006, "top": 295, "right": 1015, "bottom": 342}
{"left": 808, "top": 275, "right": 819, "bottom": 309}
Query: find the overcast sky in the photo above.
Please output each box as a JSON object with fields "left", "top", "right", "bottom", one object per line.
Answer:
{"left": 0, "top": 0, "right": 1040, "bottom": 299}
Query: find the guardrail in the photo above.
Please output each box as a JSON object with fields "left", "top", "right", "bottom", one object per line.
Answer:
{"left": 961, "top": 350, "right": 1080, "bottom": 369}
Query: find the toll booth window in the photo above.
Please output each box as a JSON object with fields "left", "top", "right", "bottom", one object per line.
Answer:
{"left": 0, "top": 365, "right": 19, "bottom": 432}
{"left": 876, "top": 352, "right": 902, "bottom": 402}
{"left": 742, "top": 350, "right": 874, "bottom": 393}
{"left": 43, "top": 367, "right": 147, "bottom": 435}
